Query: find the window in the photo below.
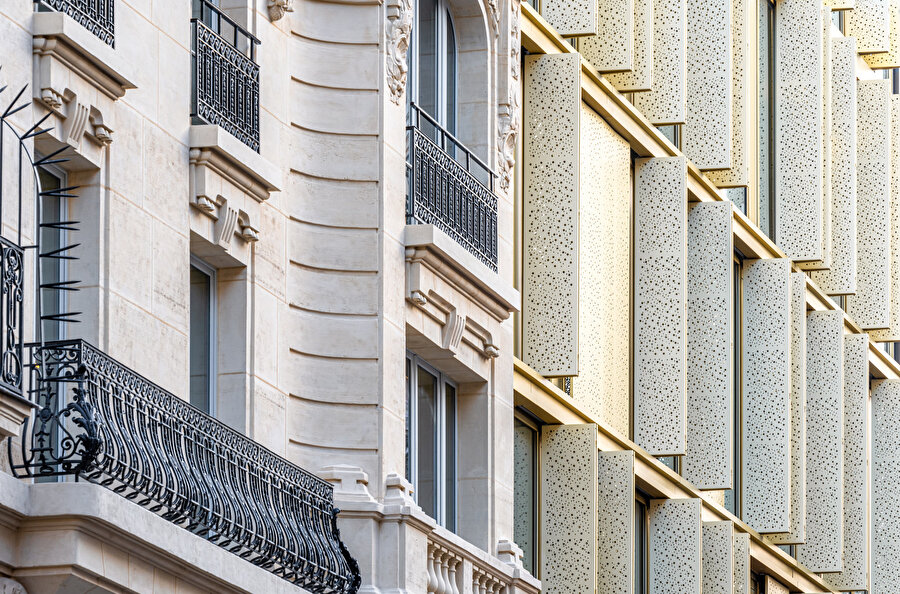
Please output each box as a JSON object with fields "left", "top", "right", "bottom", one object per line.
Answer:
{"left": 514, "top": 412, "right": 540, "bottom": 575}
{"left": 634, "top": 492, "right": 649, "bottom": 594}
{"left": 725, "top": 188, "right": 748, "bottom": 215}
{"left": 409, "top": 0, "right": 458, "bottom": 137}
{"left": 406, "top": 353, "right": 458, "bottom": 531}
{"left": 36, "top": 165, "right": 67, "bottom": 343}
{"left": 190, "top": 259, "right": 216, "bottom": 414}
{"left": 750, "top": 572, "right": 764, "bottom": 594}
{"left": 656, "top": 125, "right": 681, "bottom": 150}
{"left": 831, "top": 8, "right": 844, "bottom": 33}
{"left": 725, "top": 256, "right": 742, "bottom": 516}
{"left": 758, "top": 0, "right": 776, "bottom": 239}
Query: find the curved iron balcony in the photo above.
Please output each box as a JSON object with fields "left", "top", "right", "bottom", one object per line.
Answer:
{"left": 191, "top": 0, "right": 260, "bottom": 152}
{"left": 9, "top": 339, "right": 361, "bottom": 594}
{"left": 34, "top": 0, "right": 115, "bottom": 46}
{"left": 407, "top": 104, "right": 499, "bottom": 272}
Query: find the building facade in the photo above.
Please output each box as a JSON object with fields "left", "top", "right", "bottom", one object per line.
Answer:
{"left": 0, "top": 0, "right": 896, "bottom": 592}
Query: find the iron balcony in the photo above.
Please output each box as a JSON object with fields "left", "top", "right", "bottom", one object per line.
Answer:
{"left": 34, "top": 0, "right": 115, "bottom": 46}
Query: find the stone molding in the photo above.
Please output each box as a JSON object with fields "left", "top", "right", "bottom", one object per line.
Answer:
{"left": 0, "top": 476, "right": 304, "bottom": 594}
{"left": 385, "top": 0, "right": 413, "bottom": 104}
{"left": 0, "top": 393, "right": 34, "bottom": 440}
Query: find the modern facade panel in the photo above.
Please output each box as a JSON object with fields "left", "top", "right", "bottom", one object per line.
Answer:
{"left": 797, "top": 310, "right": 844, "bottom": 573}
{"left": 573, "top": 105, "right": 632, "bottom": 437}
{"left": 863, "top": 0, "right": 900, "bottom": 69}
{"left": 702, "top": 521, "right": 734, "bottom": 594}
{"left": 684, "top": 202, "right": 733, "bottom": 489}
{"left": 870, "top": 94, "right": 900, "bottom": 341}
{"left": 579, "top": 0, "right": 634, "bottom": 73}
{"left": 606, "top": 0, "right": 653, "bottom": 91}
{"left": 523, "top": 53, "right": 581, "bottom": 377}
{"left": 845, "top": 0, "right": 891, "bottom": 53}
{"left": 649, "top": 499, "right": 702, "bottom": 594}
{"left": 634, "top": 0, "right": 687, "bottom": 124}
{"left": 633, "top": 156, "right": 688, "bottom": 456}
{"left": 741, "top": 258, "right": 792, "bottom": 534}
{"left": 597, "top": 451, "right": 635, "bottom": 593}
{"left": 873, "top": 380, "right": 900, "bottom": 593}
{"left": 541, "top": 0, "right": 598, "bottom": 36}
{"left": 847, "top": 78, "right": 892, "bottom": 330}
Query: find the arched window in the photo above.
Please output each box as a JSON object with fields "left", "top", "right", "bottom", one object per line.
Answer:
{"left": 409, "top": 0, "right": 458, "bottom": 136}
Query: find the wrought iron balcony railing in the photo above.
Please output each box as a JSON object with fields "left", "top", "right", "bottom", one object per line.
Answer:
{"left": 10, "top": 339, "right": 361, "bottom": 594}
{"left": 35, "top": 0, "right": 115, "bottom": 46}
{"left": 407, "top": 104, "right": 499, "bottom": 272}
{"left": 191, "top": 0, "right": 260, "bottom": 152}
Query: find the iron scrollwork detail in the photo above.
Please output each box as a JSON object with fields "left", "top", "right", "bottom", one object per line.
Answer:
{"left": 11, "top": 340, "right": 361, "bottom": 594}
{"left": 35, "top": 0, "right": 115, "bottom": 46}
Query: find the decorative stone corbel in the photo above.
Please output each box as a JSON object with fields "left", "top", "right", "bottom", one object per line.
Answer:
{"left": 441, "top": 309, "right": 467, "bottom": 352}
{"left": 320, "top": 465, "right": 376, "bottom": 504}
{"left": 237, "top": 210, "right": 260, "bottom": 242}
{"left": 267, "top": 0, "right": 294, "bottom": 21}
{"left": 0, "top": 578, "right": 27, "bottom": 594}
{"left": 496, "top": 540, "right": 525, "bottom": 569}
{"left": 87, "top": 107, "right": 113, "bottom": 146}
{"left": 497, "top": 100, "right": 519, "bottom": 193}
{"left": 62, "top": 100, "right": 90, "bottom": 148}
{"left": 215, "top": 205, "right": 239, "bottom": 249}
{"left": 385, "top": 0, "right": 413, "bottom": 104}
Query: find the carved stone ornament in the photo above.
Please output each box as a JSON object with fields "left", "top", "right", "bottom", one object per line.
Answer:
{"left": 497, "top": 99, "right": 519, "bottom": 192}
{"left": 267, "top": 0, "right": 294, "bottom": 22}
{"left": 386, "top": 0, "right": 413, "bottom": 104}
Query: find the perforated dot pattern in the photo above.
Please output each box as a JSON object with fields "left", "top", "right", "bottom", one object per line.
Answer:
{"left": 733, "top": 533, "right": 750, "bottom": 594}
{"left": 573, "top": 106, "right": 631, "bottom": 437}
{"left": 869, "top": 94, "right": 900, "bottom": 342}
{"left": 540, "top": 0, "right": 598, "bottom": 36}
{"left": 597, "top": 451, "right": 634, "bottom": 591}
{"left": 847, "top": 79, "right": 891, "bottom": 330}
{"left": 823, "top": 334, "right": 869, "bottom": 590}
{"left": 768, "top": 272, "right": 808, "bottom": 546}
{"left": 682, "top": 0, "right": 732, "bottom": 170}
{"left": 872, "top": 379, "right": 900, "bottom": 593}
{"left": 523, "top": 54, "right": 581, "bottom": 377}
{"left": 846, "top": 0, "right": 890, "bottom": 53}
{"left": 741, "top": 258, "right": 791, "bottom": 534}
{"left": 775, "top": 0, "right": 824, "bottom": 262}
{"left": 799, "top": 6, "right": 834, "bottom": 271}
{"left": 825, "top": 0, "right": 855, "bottom": 8}
{"left": 702, "top": 521, "right": 734, "bottom": 594}
{"left": 796, "top": 310, "right": 844, "bottom": 572}
{"left": 607, "top": 0, "right": 653, "bottom": 91}
{"left": 648, "top": 498, "right": 701, "bottom": 594}
{"left": 634, "top": 0, "right": 687, "bottom": 125}
{"left": 764, "top": 576, "right": 789, "bottom": 594}
{"left": 707, "top": 0, "right": 751, "bottom": 187}
{"left": 683, "top": 202, "right": 733, "bottom": 489}
{"left": 580, "top": 0, "right": 634, "bottom": 73}
{"left": 811, "top": 37, "right": 858, "bottom": 295}
{"left": 864, "top": 0, "right": 900, "bottom": 68}
{"left": 539, "top": 424, "right": 597, "bottom": 591}
{"left": 634, "top": 157, "right": 687, "bottom": 456}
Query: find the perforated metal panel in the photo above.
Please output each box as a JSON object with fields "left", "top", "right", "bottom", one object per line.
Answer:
{"left": 764, "top": 576, "right": 789, "bottom": 594}
{"left": 824, "top": 334, "right": 869, "bottom": 591}
{"left": 799, "top": 6, "right": 833, "bottom": 271}
{"left": 634, "top": 0, "right": 687, "bottom": 125}
{"left": 864, "top": 0, "right": 900, "bottom": 68}
{"left": 733, "top": 533, "right": 750, "bottom": 594}
{"left": 702, "top": 522, "right": 734, "bottom": 594}
{"left": 847, "top": 79, "right": 891, "bottom": 330}
{"left": 607, "top": 0, "right": 653, "bottom": 91}
{"left": 683, "top": 0, "right": 732, "bottom": 170}
{"left": 741, "top": 258, "right": 791, "bottom": 534}
{"left": 634, "top": 157, "right": 687, "bottom": 456}
{"left": 870, "top": 95, "right": 900, "bottom": 342}
{"left": 707, "top": 0, "right": 752, "bottom": 187}
{"left": 540, "top": 424, "right": 598, "bottom": 592}
{"left": 580, "top": 0, "right": 634, "bottom": 73}
{"left": 775, "top": 0, "right": 823, "bottom": 262}
{"left": 573, "top": 105, "right": 632, "bottom": 437}
{"left": 597, "top": 451, "right": 634, "bottom": 593}
{"left": 649, "top": 499, "right": 701, "bottom": 594}
{"left": 846, "top": 0, "right": 890, "bottom": 54}
{"left": 811, "top": 37, "right": 858, "bottom": 296}
{"left": 767, "top": 272, "right": 807, "bottom": 545}
{"left": 541, "top": 0, "right": 598, "bottom": 36}
{"left": 523, "top": 54, "right": 581, "bottom": 377}
{"left": 825, "top": 0, "right": 856, "bottom": 8}
{"left": 872, "top": 380, "right": 900, "bottom": 594}
{"left": 683, "top": 202, "right": 733, "bottom": 489}
{"left": 797, "top": 310, "right": 844, "bottom": 573}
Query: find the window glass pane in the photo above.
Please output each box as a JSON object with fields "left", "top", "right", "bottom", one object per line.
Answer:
{"left": 758, "top": 0, "right": 775, "bottom": 239}
{"left": 416, "top": 365, "right": 438, "bottom": 519}
{"left": 406, "top": 357, "right": 412, "bottom": 482}
{"left": 37, "top": 167, "right": 64, "bottom": 342}
{"left": 724, "top": 188, "right": 747, "bottom": 215}
{"left": 725, "top": 260, "right": 741, "bottom": 516}
{"left": 445, "top": 12, "right": 457, "bottom": 136}
{"left": 514, "top": 418, "right": 538, "bottom": 574}
{"left": 189, "top": 265, "right": 212, "bottom": 413}
{"left": 634, "top": 498, "right": 648, "bottom": 594}
{"left": 444, "top": 382, "right": 457, "bottom": 532}
{"left": 417, "top": 0, "right": 439, "bottom": 122}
